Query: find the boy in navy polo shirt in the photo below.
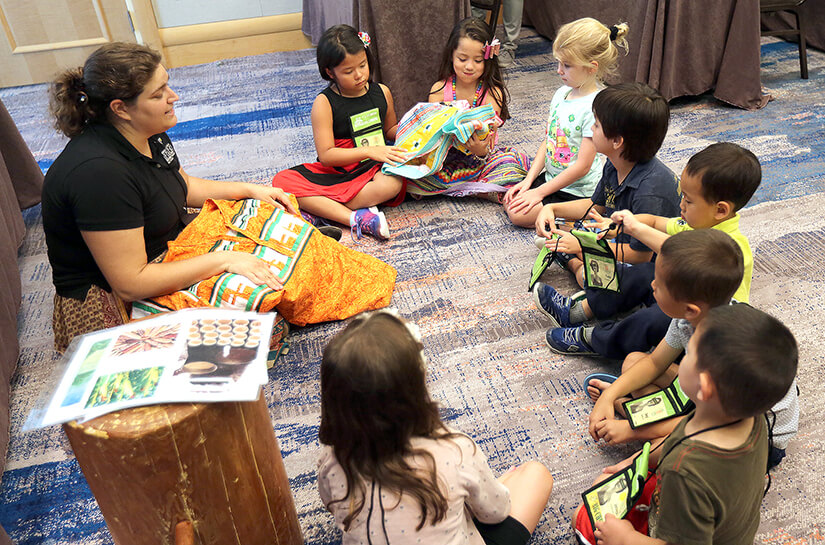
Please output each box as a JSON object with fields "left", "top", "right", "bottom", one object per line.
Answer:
{"left": 532, "top": 83, "right": 680, "bottom": 330}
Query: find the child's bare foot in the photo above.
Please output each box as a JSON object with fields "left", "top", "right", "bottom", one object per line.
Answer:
{"left": 593, "top": 418, "right": 634, "bottom": 445}
{"left": 584, "top": 373, "right": 617, "bottom": 402}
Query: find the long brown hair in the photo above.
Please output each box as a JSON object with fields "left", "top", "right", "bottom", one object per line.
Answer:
{"left": 49, "top": 42, "right": 162, "bottom": 137}
{"left": 319, "top": 311, "right": 459, "bottom": 531}
{"left": 433, "top": 17, "right": 510, "bottom": 121}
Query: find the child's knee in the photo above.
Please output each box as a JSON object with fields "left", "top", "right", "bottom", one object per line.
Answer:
{"left": 506, "top": 207, "right": 534, "bottom": 227}
{"left": 622, "top": 351, "right": 647, "bottom": 373}
{"left": 520, "top": 461, "right": 554, "bottom": 490}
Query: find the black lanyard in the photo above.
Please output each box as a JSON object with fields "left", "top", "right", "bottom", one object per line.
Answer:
{"left": 654, "top": 417, "right": 744, "bottom": 470}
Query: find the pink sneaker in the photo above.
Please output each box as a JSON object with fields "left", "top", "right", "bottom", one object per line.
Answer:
{"left": 350, "top": 207, "right": 389, "bottom": 240}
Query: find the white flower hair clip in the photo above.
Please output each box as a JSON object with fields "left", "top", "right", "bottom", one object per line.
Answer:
{"left": 358, "top": 31, "right": 371, "bottom": 48}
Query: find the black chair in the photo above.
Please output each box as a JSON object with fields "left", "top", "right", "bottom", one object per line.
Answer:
{"left": 760, "top": 0, "right": 808, "bottom": 79}
{"left": 470, "top": 0, "right": 502, "bottom": 36}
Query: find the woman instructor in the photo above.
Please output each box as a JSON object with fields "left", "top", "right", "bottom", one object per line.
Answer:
{"left": 43, "top": 42, "right": 297, "bottom": 352}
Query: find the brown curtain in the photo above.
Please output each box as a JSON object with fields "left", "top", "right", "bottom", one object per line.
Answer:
{"left": 0, "top": 98, "right": 43, "bottom": 545}
{"left": 523, "top": 0, "right": 768, "bottom": 110}
{"left": 353, "top": 0, "right": 473, "bottom": 117}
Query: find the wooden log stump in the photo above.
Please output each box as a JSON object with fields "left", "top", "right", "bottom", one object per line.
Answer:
{"left": 63, "top": 394, "right": 302, "bottom": 545}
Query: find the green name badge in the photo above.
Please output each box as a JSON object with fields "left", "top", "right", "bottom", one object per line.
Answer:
{"left": 350, "top": 108, "right": 385, "bottom": 148}
{"left": 582, "top": 442, "right": 651, "bottom": 528}
{"left": 527, "top": 235, "right": 562, "bottom": 292}
{"left": 623, "top": 377, "right": 694, "bottom": 429}
{"left": 571, "top": 229, "right": 619, "bottom": 292}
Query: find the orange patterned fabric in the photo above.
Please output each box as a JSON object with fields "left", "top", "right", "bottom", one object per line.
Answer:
{"left": 132, "top": 199, "right": 396, "bottom": 326}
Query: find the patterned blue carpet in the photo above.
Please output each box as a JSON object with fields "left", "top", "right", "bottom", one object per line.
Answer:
{"left": 1, "top": 29, "right": 824, "bottom": 544}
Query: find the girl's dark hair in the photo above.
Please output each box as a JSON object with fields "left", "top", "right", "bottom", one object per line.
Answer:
{"left": 319, "top": 311, "right": 459, "bottom": 531}
{"left": 433, "top": 17, "right": 510, "bottom": 121}
{"left": 49, "top": 42, "right": 162, "bottom": 138}
{"left": 317, "top": 24, "right": 374, "bottom": 83}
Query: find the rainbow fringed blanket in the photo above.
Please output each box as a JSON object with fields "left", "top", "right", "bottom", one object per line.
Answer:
{"left": 383, "top": 102, "right": 529, "bottom": 197}
{"left": 382, "top": 102, "right": 498, "bottom": 179}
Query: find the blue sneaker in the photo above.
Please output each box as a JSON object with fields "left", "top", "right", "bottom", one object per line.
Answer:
{"left": 546, "top": 326, "right": 596, "bottom": 356}
{"left": 350, "top": 207, "right": 389, "bottom": 240}
{"left": 531, "top": 282, "right": 572, "bottom": 327}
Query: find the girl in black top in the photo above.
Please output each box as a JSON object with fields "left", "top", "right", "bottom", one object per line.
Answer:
{"left": 271, "top": 25, "right": 405, "bottom": 240}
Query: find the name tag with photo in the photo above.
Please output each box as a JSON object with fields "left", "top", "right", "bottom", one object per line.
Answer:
{"left": 350, "top": 108, "right": 385, "bottom": 148}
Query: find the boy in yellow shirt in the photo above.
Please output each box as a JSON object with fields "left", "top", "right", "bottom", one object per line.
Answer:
{"left": 536, "top": 142, "right": 758, "bottom": 358}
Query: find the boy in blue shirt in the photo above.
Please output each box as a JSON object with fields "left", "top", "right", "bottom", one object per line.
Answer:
{"left": 537, "top": 143, "right": 759, "bottom": 358}
{"left": 533, "top": 83, "right": 680, "bottom": 282}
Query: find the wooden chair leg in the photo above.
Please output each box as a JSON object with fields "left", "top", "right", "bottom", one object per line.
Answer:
{"left": 794, "top": 9, "right": 809, "bottom": 79}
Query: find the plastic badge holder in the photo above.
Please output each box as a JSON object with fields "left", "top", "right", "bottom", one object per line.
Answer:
{"left": 623, "top": 377, "right": 694, "bottom": 429}
{"left": 528, "top": 233, "right": 563, "bottom": 291}
{"left": 571, "top": 228, "right": 619, "bottom": 292}
{"left": 582, "top": 441, "right": 651, "bottom": 529}
{"left": 350, "top": 108, "right": 385, "bottom": 148}
{"left": 529, "top": 245, "right": 553, "bottom": 291}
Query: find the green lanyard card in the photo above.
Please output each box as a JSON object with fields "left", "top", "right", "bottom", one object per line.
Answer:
{"left": 623, "top": 377, "right": 694, "bottom": 429}
{"left": 582, "top": 442, "right": 651, "bottom": 528}
{"left": 571, "top": 228, "right": 619, "bottom": 292}
{"left": 528, "top": 234, "right": 562, "bottom": 292}
{"left": 529, "top": 246, "right": 553, "bottom": 292}
{"left": 350, "top": 108, "right": 385, "bottom": 148}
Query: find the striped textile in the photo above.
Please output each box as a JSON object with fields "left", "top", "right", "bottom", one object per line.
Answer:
{"left": 382, "top": 102, "right": 498, "bottom": 180}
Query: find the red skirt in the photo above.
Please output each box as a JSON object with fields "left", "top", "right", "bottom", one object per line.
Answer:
{"left": 272, "top": 139, "right": 404, "bottom": 206}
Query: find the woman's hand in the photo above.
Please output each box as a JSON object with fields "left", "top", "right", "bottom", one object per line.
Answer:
{"left": 245, "top": 185, "right": 298, "bottom": 215}
{"left": 369, "top": 145, "right": 408, "bottom": 165}
{"left": 222, "top": 252, "right": 284, "bottom": 291}
{"left": 507, "top": 188, "right": 544, "bottom": 215}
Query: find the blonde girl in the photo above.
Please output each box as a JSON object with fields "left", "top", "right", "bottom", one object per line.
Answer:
{"left": 504, "top": 18, "right": 629, "bottom": 227}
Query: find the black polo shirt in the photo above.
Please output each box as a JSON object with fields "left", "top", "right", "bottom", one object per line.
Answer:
{"left": 42, "top": 122, "right": 188, "bottom": 299}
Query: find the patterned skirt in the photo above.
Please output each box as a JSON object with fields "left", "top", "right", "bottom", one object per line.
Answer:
{"left": 52, "top": 285, "right": 131, "bottom": 354}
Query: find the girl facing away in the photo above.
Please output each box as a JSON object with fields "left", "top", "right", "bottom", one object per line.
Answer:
{"left": 503, "top": 18, "right": 629, "bottom": 227}
{"left": 404, "top": 17, "right": 530, "bottom": 200}
{"left": 318, "top": 310, "right": 554, "bottom": 545}
{"left": 271, "top": 25, "right": 405, "bottom": 240}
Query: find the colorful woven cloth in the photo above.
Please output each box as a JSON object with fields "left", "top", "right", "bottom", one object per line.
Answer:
{"left": 383, "top": 102, "right": 530, "bottom": 197}
{"left": 132, "top": 199, "right": 396, "bottom": 326}
{"left": 382, "top": 102, "right": 498, "bottom": 180}
{"left": 407, "top": 146, "right": 532, "bottom": 198}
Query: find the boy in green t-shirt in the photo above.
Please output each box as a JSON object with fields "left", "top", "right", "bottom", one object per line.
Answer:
{"left": 573, "top": 304, "right": 798, "bottom": 545}
{"left": 537, "top": 142, "right": 760, "bottom": 359}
